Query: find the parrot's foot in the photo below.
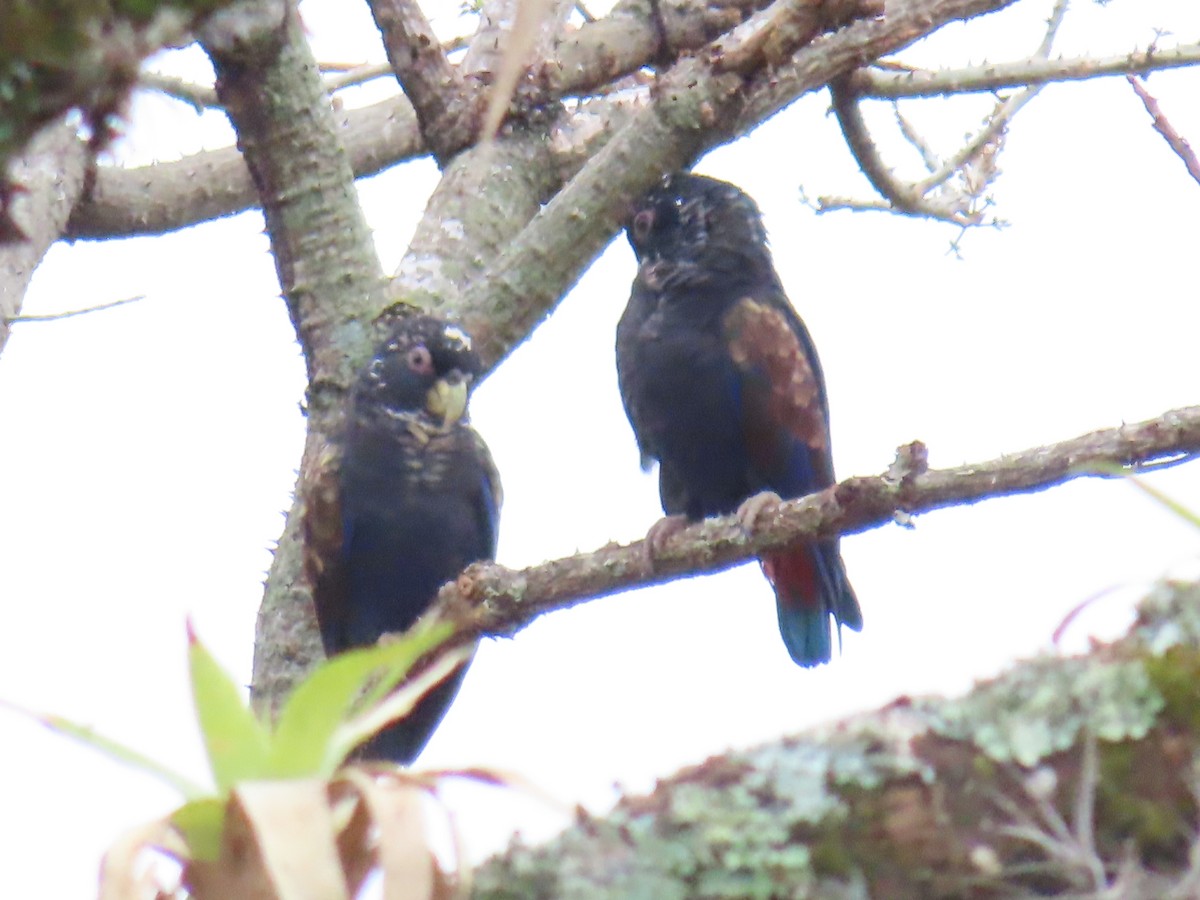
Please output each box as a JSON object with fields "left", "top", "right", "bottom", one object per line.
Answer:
{"left": 736, "top": 490, "right": 784, "bottom": 533}
{"left": 644, "top": 514, "right": 690, "bottom": 563}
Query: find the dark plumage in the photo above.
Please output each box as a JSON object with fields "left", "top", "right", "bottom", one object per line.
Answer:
{"left": 615, "top": 172, "right": 861, "bottom": 666}
{"left": 311, "top": 314, "right": 501, "bottom": 763}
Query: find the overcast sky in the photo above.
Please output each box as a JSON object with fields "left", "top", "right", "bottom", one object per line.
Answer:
{"left": 2, "top": 0, "right": 1199, "bottom": 895}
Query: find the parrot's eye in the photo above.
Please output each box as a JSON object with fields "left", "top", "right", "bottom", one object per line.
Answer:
{"left": 406, "top": 345, "right": 433, "bottom": 374}
{"left": 632, "top": 209, "right": 655, "bottom": 242}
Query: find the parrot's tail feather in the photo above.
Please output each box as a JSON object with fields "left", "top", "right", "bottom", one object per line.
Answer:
{"left": 762, "top": 541, "right": 860, "bottom": 668}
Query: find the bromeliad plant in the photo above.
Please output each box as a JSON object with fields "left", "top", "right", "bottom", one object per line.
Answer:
{"left": 11, "top": 618, "right": 472, "bottom": 899}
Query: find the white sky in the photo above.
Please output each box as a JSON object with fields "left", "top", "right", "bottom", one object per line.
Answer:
{"left": 1, "top": 0, "right": 1199, "bottom": 895}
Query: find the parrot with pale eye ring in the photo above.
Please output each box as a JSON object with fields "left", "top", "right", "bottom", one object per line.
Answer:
{"left": 308, "top": 313, "right": 501, "bottom": 763}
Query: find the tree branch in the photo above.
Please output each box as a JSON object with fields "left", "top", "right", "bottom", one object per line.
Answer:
{"left": 367, "top": 0, "right": 477, "bottom": 163}
{"left": 66, "top": 95, "right": 425, "bottom": 240}
{"left": 431, "top": 405, "right": 1200, "bottom": 641}
{"left": 201, "top": 1, "right": 389, "bottom": 713}
{"left": 203, "top": 3, "right": 385, "bottom": 389}
{"left": 827, "top": 0, "right": 1065, "bottom": 224}
{"left": 849, "top": 42, "right": 1200, "bottom": 99}
{"left": 0, "top": 122, "right": 90, "bottom": 356}
{"left": 61, "top": 17, "right": 1200, "bottom": 240}
{"left": 472, "top": 579, "right": 1200, "bottom": 896}
{"left": 1127, "top": 74, "right": 1200, "bottom": 188}
{"left": 459, "top": 0, "right": 1020, "bottom": 370}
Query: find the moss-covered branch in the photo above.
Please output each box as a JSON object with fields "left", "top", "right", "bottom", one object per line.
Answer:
{"left": 473, "top": 580, "right": 1200, "bottom": 897}
{"left": 201, "top": 1, "right": 388, "bottom": 712}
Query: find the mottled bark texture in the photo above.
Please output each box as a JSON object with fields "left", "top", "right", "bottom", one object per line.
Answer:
{"left": 0, "top": 123, "right": 90, "bottom": 354}
{"left": 202, "top": 1, "right": 389, "bottom": 712}
{"left": 474, "top": 580, "right": 1200, "bottom": 898}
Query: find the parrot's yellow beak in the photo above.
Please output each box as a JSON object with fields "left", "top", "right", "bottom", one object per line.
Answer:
{"left": 426, "top": 374, "right": 469, "bottom": 427}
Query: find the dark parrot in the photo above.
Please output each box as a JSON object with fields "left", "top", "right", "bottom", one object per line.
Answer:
{"left": 615, "top": 172, "right": 861, "bottom": 666}
{"left": 310, "top": 314, "right": 501, "bottom": 763}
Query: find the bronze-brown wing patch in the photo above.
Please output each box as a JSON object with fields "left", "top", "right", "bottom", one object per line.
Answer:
{"left": 723, "top": 297, "right": 833, "bottom": 484}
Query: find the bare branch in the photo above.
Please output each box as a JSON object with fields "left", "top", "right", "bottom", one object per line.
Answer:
{"left": 138, "top": 72, "right": 220, "bottom": 109}
{"left": 711, "top": 0, "right": 884, "bottom": 73}
{"left": 429, "top": 406, "right": 1200, "bottom": 643}
{"left": 0, "top": 123, "right": 90, "bottom": 356}
{"left": 829, "top": 0, "right": 1069, "bottom": 223}
{"left": 367, "top": 0, "right": 478, "bottom": 162}
{"left": 830, "top": 76, "right": 977, "bottom": 224}
{"left": 850, "top": 41, "right": 1200, "bottom": 98}
{"left": 68, "top": 96, "right": 424, "bottom": 240}
{"left": 461, "top": 0, "right": 1024, "bottom": 369}
{"left": 65, "top": 14, "right": 1200, "bottom": 240}
{"left": 1127, "top": 74, "right": 1200, "bottom": 188}
{"left": 322, "top": 63, "right": 394, "bottom": 94}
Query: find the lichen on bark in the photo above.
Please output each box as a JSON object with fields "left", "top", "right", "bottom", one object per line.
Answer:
{"left": 473, "top": 581, "right": 1200, "bottom": 898}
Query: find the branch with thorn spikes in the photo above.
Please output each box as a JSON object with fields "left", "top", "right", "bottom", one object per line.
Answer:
{"left": 420, "top": 405, "right": 1200, "bottom": 647}
{"left": 826, "top": 0, "right": 1069, "bottom": 225}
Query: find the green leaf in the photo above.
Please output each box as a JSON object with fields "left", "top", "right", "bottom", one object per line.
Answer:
{"left": 1088, "top": 462, "right": 1200, "bottom": 530}
{"left": 0, "top": 699, "right": 207, "bottom": 799}
{"left": 331, "top": 645, "right": 472, "bottom": 765}
{"left": 269, "top": 618, "right": 456, "bottom": 778}
{"left": 188, "top": 621, "right": 271, "bottom": 792}
{"left": 171, "top": 797, "right": 228, "bottom": 862}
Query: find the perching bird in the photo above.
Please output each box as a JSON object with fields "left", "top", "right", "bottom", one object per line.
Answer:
{"left": 615, "top": 172, "right": 861, "bottom": 666}
{"left": 310, "top": 313, "right": 501, "bottom": 763}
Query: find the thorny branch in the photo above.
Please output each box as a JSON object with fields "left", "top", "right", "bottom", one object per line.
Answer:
{"left": 64, "top": 7, "right": 1200, "bottom": 239}
{"left": 825, "top": 0, "right": 1068, "bottom": 225}
{"left": 425, "top": 405, "right": 1200, "bottom": 644}
{"left": 850, "top": 42, "right": 1200, "bottom": 98}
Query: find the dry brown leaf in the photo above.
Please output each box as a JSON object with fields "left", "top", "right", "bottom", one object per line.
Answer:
{"left": 329, "top": 781, "right": 377, "bottom": 896}
{"left": 340, "top": 770, "right": 437, "bottom": 900}
{"left": 99, "top": 818, "right": 177, "bottom": 900}
{"left": 186, "top": 780, "right": 349, "bottom": 900}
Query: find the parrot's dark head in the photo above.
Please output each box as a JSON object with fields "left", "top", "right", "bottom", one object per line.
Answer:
{"left": 625, "top": 172, "right": 771, "bottom": 288}
{"left": 359, "top": 314, "right": 481, "bottom": 428}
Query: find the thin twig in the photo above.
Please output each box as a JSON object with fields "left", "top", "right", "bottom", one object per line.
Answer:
{"left": 574, "top": 0, "right": 597, "bottom": 23}
{"left": 4, "top": 295, "right": 144, "bottom": 324}
{"left": 1035, "top": 0, "right": 1069, "bottom": 60}
{"left": 138, "top": 72, "right": 219, "bottom": 109}
{"left": 1072, "top": 731, "right": 1107, "bottom": 891}
{"left": 893, "top": 102, "right": 941, "bottom": 172}
{"left": 322, "top": 63, "right": 394, "bottom": 94}
{"left": 830, "top": 77, "right": 976, "bottom": 223}
{"left": 833, "top": 0, "right": 1068, "bottom": 223}
{"left": 1127, "top": 74, "right": 1200, "bottom": 188}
